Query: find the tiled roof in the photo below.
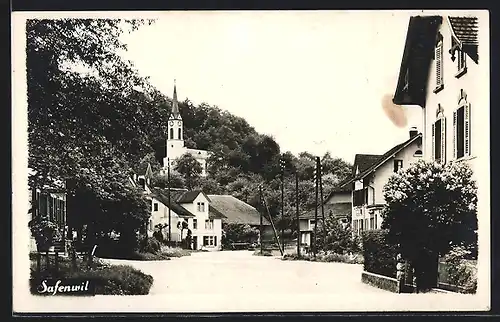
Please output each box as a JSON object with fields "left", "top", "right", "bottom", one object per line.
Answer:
{"left": 300, "top": 202, "right": 352, "bottom": 220}
{"left": 353, "top": 154, "right": 382, "bottom": 176}
{"left": 356, "top": 133, "right": 422, "bottom": 180}
{"left": 449, "top": 16, "right": 479, "bottom": 63}
{"left": 449, "top": 16, "right": 479, "bottom": 46}
{"left": 207, "top": 195, "right": 270, "bottom": 226}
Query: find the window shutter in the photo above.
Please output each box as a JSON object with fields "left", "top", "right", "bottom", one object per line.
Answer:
{"left": 453, "top": 110, "right": 457, "bottom": 159}
{"left": 436, "top": 45, "right": 443, "bottom": 87}
{"left": 432, "top": 123, "right": 436, "bottom": 161}
{"left": 441, "top": 117, "right": 446, "bottom": 164}
{"left": 465, "top": 103, "right": 471, "bottom": 156}
{"left": 214, "top": 236, "right": 217, "bottom": 247}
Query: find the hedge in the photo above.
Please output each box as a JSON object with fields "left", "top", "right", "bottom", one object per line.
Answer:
{"left": 361, "top": 229, "right": 398, "bottom": 278}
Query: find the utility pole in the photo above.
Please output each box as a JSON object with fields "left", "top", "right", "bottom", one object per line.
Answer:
{"left": 314, "top": 157, "right": 319, "bottom": 259}
{"left": 295, "top": 170, "right": 300, "bottom": 258}
{"left": 280, "top": 157, "right": 285, "bottom": 253}
{"left": 319, "top": 158, "right": 325, "bottom": 245}
{"left": 167, "top": 157, "right": 172, "bottom": 243}
{"left": 259, "top": 185, "right": 263, "bottom": 254}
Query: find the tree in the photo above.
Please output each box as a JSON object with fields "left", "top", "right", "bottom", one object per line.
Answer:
{"left": 315, "top": 211, "right": 359, "bottom": 254}
{"left": 381, "top": 160, "right": 478, "bottom": 291}
{"left": 175, "top": 153, "right": 203, "bottom": 190}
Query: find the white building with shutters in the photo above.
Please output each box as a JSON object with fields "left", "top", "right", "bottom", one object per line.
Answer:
{"left": 392, "top": 15, "right": 487, "bottom": 183}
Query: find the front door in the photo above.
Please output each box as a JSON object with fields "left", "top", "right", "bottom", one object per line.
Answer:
{"left": 192, "top": 236, "right": 198, "bottom": 250}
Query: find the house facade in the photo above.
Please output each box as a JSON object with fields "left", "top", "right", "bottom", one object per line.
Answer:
{"left": 351, "top": 131, "right": 423, "bottom": 235}
{"left": 162, "top": 82, "right": 210, "bottom": 177}
{"left": 393, "top": 15, "right": 486, "bottom": 182}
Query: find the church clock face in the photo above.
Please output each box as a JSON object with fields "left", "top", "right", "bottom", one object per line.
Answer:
{"left": 169, "top": 121, "right": 174, "bottom": 126}
{"left": 177, "top": 121, "right": 181, "bottom": 126}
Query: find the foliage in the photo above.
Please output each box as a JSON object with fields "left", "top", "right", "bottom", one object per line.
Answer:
{"left": 222, "top": 223, "right": 260, "bottom": 248}
{"left": 70, "top": 265, "right": 154, "bottom": 295}
{"left": 139, "top": 237, "right": 161, "bottom": 254}
{"left": 175, "top": 153, "right": 202, "bottom": 190}
{"left": 159, "top": 245, "right": 192, "bottom": 257}
{"left": 28, "top": 217, "right": 62, "bottom": 250}
{"left": 253, "top": 249, "right": 273, "bottom": 256}
{"left": 282, "top": 251, "right": 363, "bottom": 264}
{"left": 315, "top": 213, "right": 359, "bottom": 255}
{"left": 440, "top": 246, "right": 477, "bottom": 293}
{"left": 150, "top": 171, "right": 186, "bottom": 189}
{"left": 381, "top": 160, "right": 478, "bottom": 289}
{"left": 30, "top": 253, "right": 154, "bottom": 295}
{"left": 361, "top": 230, "right": 398, "bottom": 278}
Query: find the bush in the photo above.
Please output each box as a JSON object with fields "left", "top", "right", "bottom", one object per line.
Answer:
{"left": 159, "top": 246, "right": 192, "bottom": 257}
{"left": 362, "top": 229, "right": 397, "bottom": 278}
{"left": 441, "top": 246, "right": 477, "bottom": 294}
{"left": 29, "top": 254, "right": 154, "bottom": 295}
{"left": 139, "top": 237, "right": 161, "bottom": 254}
{"left": 69, "top": 265, "right": 154, "bottom": 295}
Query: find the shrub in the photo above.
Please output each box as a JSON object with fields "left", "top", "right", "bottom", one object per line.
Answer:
{"left": 69, "top": 265, "right": 154, "bottom": 295}
{"left": 139, "top": 237, "right": 161, "bottom": 254}
{"left": 159, "top": 246, "right": 191, "bottom": 257}
{"left": 28, "top": 217, "right": 62, "bottom": 251}
{"left": 362, "top": 229, "right": 397, "bottom": 278}
{"left": 441, "top": 246, "right": 478, "bottom": 294}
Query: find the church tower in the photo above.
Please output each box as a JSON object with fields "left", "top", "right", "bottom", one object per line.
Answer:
{"left": 164, "top": 80, "right": 185, "bottom": 168}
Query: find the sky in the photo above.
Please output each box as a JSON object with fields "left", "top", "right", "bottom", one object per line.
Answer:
{"left": 119, "top": 11, "right": 424, "bottom": 163}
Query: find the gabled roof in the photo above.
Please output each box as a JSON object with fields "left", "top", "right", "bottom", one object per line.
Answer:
{"left": 356, "top": 133, "right": 422, "bottom": 180}
{"left": 448, "top": 16, "right": 479, "bottom": 63}
{"left": 393, "top": 15, "right": 443, "bottom": 107}
{"left": 300, "top": 202, "right": 352, "bottom": 220}
{"left": 207, "top": 195, "right": 270, "bottom": 226}
{"left": 353, "top": 154, "right": 382, "bottom": 176}
{"left": 177, "top": 190, "right": 211, "bottom": 203}
{"left": 149, "top": 187, "right": 195, "bottom": 218}
{"left": 208, "top": 205, "right": 228, "bottom": 220}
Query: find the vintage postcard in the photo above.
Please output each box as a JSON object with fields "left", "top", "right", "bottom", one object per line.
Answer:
{"left": 12, "top": 10, "right": 491, "bottom": 313}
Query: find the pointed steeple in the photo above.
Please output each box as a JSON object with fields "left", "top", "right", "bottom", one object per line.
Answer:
{"left": 170, "top": 79, "right": 181, "bottom": 119}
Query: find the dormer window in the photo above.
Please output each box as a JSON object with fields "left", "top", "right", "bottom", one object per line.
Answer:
{"left": 434, "top": 32, "right": 444, "bottom": 93}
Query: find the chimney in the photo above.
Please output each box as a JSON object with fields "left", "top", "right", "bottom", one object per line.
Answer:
{"left": 409, "top": 126, "right": 418, "bottom": 139}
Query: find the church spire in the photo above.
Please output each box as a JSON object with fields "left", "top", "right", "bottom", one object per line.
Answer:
{"left": 171, "top": 79, "right": 181, "bottom": 119}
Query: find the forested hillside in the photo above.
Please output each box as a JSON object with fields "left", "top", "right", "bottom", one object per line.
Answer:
{"left": 27, "top": 18, "right": 352, "bottom": 238}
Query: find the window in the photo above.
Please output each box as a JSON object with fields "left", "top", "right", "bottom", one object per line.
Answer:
{"left": 149, "top": 220, "right": 153, "bottom": 231}
{"left": 353, "top": 189, "right": 365, "bottom": 207}
{"left": 178, "top": 128, "right": 182, "bottom": 140}
{"left": 169, "top": 128, "right": 174, "bottom": 140}
{"left": 435, "top": 36, "right": 444, "bottom": 91}
{"left": 457, "top": 49, "right": 467, "bottom": 76}
{"left": 359, "top": 219, "right": 364, "bottom": 232}
{"left": 203, "top": 236, "right": 215, "bottom": 246}
{"left": 454, "top": 98, "right": 471, "bottom": 159}
{"left": 197, "top": 202, "right": 205, "bottom": 212}
{"left": 432, "top": 116, "right": 446, "bottom": 163}
{"left": 153, "top": 203, "right": 158, "bottom": 212}
{"left": 193, "top": 219, "right": 198, "bottom": 230}
{"left": 353, "top": 220, "right": 358, "bottom": 233}
{"left": 205, "top": 219, "right": 213, "bottom": 230}
{"left": 374, "top": 214, "right": 378, "bottom": 230}
{"left": 393, "top": 159, "right": 403, "bottom": 172}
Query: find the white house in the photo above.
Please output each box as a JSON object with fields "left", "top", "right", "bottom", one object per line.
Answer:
{"left": 392, "top": 15, "right": 486, "bottom": 183}
{"left": 162, "top": 81, "right": 211, "bottom": 177}
{"left": 351, "top": 130, "right": 423, "bottom": 235}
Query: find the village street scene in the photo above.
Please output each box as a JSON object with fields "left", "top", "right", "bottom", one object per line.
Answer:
{"left": 16, "top": 11, "right": 489, "bottom": 312}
